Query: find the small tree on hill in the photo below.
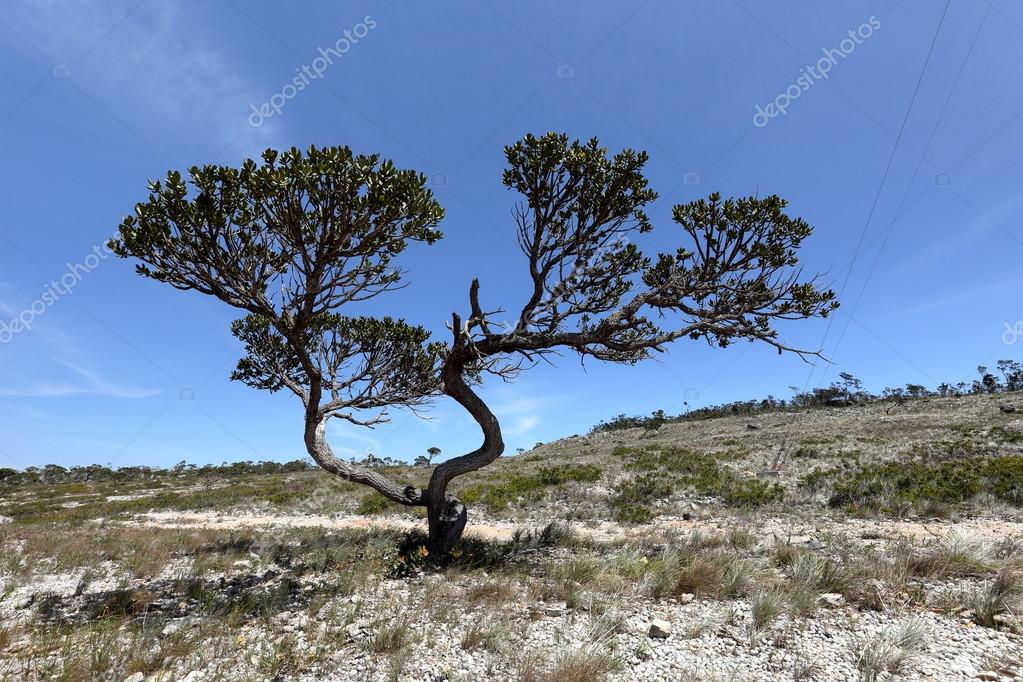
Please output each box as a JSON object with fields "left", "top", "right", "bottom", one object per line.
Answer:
{"left": 113, "top": 135, "right": 837, "bottom": 555}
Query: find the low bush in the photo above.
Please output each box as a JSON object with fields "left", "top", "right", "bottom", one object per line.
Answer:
{"left": 808, "top": 455, "right": 1023, "bottom": 510}
{"left": 356, "top": 493, "right": 400, "bottom": 515}
{"left": 460, "top": 465, "right": 603, "bottom": 511}
{"left": 609, "top": 447, "right": 782, "bottom": 521}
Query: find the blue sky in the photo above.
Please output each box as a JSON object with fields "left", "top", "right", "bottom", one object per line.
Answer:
{"left": 0, "top": 0, "right": 1021, "bottom": 470}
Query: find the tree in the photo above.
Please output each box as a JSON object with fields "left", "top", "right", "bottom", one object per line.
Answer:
{"left": 427, "top": 446, "right": 442, "bottom": 464}
{"left": 837, "top": 372, "right": 863, "bottom": 402}
{"left": 976, "top": 366, "right": 1000, "bottom": 394}
{"left": 997, "top": 360, "right": 1023, "bottom": 392}
{"left": 423, "top": 133, "right": 836, "bottom": 551}
{"left": 905, "top": 383, "right": 928, "bottom": 399}
{"left": 113, "top": 135, "right": 836, "bottom": 555}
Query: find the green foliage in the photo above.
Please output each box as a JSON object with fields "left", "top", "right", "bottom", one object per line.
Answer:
{"left": 805, "top": 456, "right": 1023, "bottom": 510}
{"left": 459, "top": 464, "right": 603, "bottom": 511}
{"left": 356, "top": 493, "right": 399, "bottom": 515}
{"left": 230, "top": 313, "right": 441, "bottom": 399}
{"left": 609, "top": 446, "right": 782, "bottom": 523}
{"left": 111, "top": 145, "right": 443, "bottom": 310}
{"left": 535, "top": 464, "right": 602, "bottom": 485}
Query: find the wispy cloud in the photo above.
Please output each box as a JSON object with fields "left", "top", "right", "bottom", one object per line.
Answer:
{"left": 488, "top": 389, "right": 561, "bottom": 438}
{"left": 506, "top": 414, "right": 540, "bottom": 437}
{"left": 0, "top": 356, "right": 159, "bottom": 399}
{"left": 2, "top": 0, "right": 279, "bottom": 159}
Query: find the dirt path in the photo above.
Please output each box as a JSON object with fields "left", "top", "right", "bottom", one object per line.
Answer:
{"left": 127, "top": 510, "right": 1023, "bottom": 546}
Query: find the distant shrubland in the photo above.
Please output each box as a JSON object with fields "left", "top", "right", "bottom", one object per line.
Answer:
{"left": 592, "top": 360, "right": 1023, "bottom": 433}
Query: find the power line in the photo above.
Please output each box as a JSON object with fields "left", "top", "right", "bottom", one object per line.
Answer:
{"left": 821, "top": 1, "right": 993, "bottom": 388}
{"left": 804, "top": 0, "right": 953, "bottom": 390}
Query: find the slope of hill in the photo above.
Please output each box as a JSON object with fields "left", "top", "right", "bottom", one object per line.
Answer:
{"left": 1, "top": 392, "right": 1022, "bottom": 680}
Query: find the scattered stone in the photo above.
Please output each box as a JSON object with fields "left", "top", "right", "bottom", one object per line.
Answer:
{"left": 746, "top": 424, "right": 759, "bottom": 430}
{"left": 975, "top": 673, "right": 1001, "bottom": 681}
{"left": 232, "top": 560, "right": 252, "bottom": 570}
{"left": 543, "top": 606, "right": 566, "bottom": 617}
{"left": 15, "top": 594, "right": 35, "bottom": 610}
{"left": 123, "top": 674, "right": 144, "bottom": 682}
{"left": 648, "top": 618, "right": 672, "bottom": 639}
{"left": 817, "top": 593, "right": 845, "bottom": 608}
{"left": 0, "top": 515, "right": 11, "bottom": 524}
{"left": 162, "top": 616, "right": 203, "bottom": 636}
{"left": 162, "top": 620, "right": 184, "bottom": 636}
{"left": 999, "top": 404, "right": 1016, "bottom": 413}
{"left": 757, "top": 470, "right": 780, "bottom": 479}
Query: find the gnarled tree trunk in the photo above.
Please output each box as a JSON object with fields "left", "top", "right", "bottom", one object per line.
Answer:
{"left": 420, "top": 314, "right": 505, "bottom": 554}
{"left": 425, "top": 494, "right": 467, "bottom": 555}
{"left": 296, "top": 328, "right": 503, "bottom": 556}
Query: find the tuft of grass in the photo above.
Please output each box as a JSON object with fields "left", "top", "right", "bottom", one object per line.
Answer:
{"left": 467, "top": 578, "right": 519, "bottom": 605}
{"left": 366, "top": 616, "right": 412, "bottom": 655}
{"left": 904, "top": 531, "right": 994, "bottom": 578}
{"left": 550, "top": 556, "right": 602, "bottom": 585}
{"left": 509, "top": 521, "right": 575, "bottom": 551}
{"left": 786, "top": 552, "right": 851, "bottom": 594}
{"left": 852, "top": 618, "right": 926, "bottom": 682}
{"left": 749, "top": 589, "right": 784, "bottom": 642}
{"left": 517, "top": 645, "right": 621, "bottom": 682}
{"left": 460, "top": 618, "right": 506, "bottom": 652}
{"left": 961, "top": 570, "right": 1021, "bottom": 628}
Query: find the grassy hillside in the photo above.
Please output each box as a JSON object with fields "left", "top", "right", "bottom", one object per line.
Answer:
{"left": 1, "top": 392, "right": 1022, "bottom": 680}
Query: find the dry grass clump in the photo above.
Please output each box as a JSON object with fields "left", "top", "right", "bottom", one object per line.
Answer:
{"left": 460, "top": 617, "right": 508, "bottom": 652}
{"left": 366, "top": 615, "right": 413, "bottom": 654}
{"left": 748, "top": 588, "right": 785, "bottom": 643}
{"left": 951, "top": 569, "right": 1022, "bottom": 628}
{"left": 852, "top": 618, "right": 927, "bottom": 682}
{"left": 466, "top": 577, "right": 520, "bottom": 605}
{"left": 516, "top": 645, "right": 621, "bottom": 682}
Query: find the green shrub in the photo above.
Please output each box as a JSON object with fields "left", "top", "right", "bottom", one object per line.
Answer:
{"left": 536, "top": 464, "right": 602, "bottom": 485}
{"left": 356, "top": 493, "right": 399, "bottom": 515}
{"left": 612, "top": 446, "right": 782, "bottom": 511}
{"left": 807, "top": 455, "right": 1023, "bottom": 510}
{"left": 460, "top": 464, "right": 603, "bottom": 511}
{"left": 609, "top": 502, "right": 656, "bottom": 524}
